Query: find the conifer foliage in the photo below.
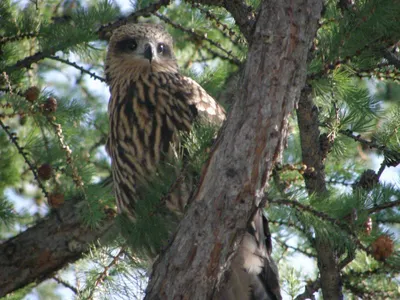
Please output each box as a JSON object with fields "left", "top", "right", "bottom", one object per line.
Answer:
{"left": 0, "top": 0, "right": 399, "bottom": 299}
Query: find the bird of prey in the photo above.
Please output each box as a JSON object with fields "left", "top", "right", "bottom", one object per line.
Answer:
{"left": 105, "top": 23, "right": 281, "bottom": 300}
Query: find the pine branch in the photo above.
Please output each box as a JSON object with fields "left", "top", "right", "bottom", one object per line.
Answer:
{"left": 49, "top": 119, "right": 84, "bottom": 190}
{"left": 274, "top": 237, "right": 316, "bottom": 258}
{"left": 154, "top": 13, "right": 241, "bottom": 65}
{"left": 269, "top": 219, "right": 306, "bottom": 233}
{"left": 383, "top": 50, "right": 400, "bottom": 70}
{"left": 48, "top": 56, "right": 105, "bottom": 82}
{"left": 343, "top": 280, "right": 398, "bottom": 299}
{"left": 191, "top": 3, "right": 245, "bottom": 47}
{"left": 295, "top": 279, "right": 320, "bottom": 300}
{"left": 0, "top": 195, "right": 115, "bottom": 297}
{"left": 343, "top": 267, "right": 393, "bottom": 281}
{"left": 52, "top": 276, "right": 78, "bottom": 294}
{"left": 340, "top": 129, "right": 400, "bottom": 178}
{"left": 326, "top": 178, "right": 354, "bottom": 186}
{"left": 270, "top": 198, "right": 339, "bottom": 224}
{"left": 6, "top": 51, "right": 52, "bottom": 72}
{"left": 201, "top": 45, "right": 241, "bottom": 65}
{"left": 4, "top": 1, "right": 172, "bottom": 73}
{"left": 340, "top": 129, "right": 386, "bottom": 151}
{"left": 187, "top": 0, "right": 256, "bottom": 41}
{"left": 367, "top": 198, "right": 400, "bottom": 215}
{"left": 0, "top": 33, "right": 38, "bottom": 44}
{"left": 97, "top": 0, "right": 171, "bottom": 40}
{"left": 0, "top": 119, "right": 49, "bottom": 199}
{"left": 88, "top": 248, "right": 125, "bottom": 299}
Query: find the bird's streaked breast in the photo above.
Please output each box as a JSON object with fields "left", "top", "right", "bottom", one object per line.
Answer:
{"left": 108, "top": 72, "right": 199, "bottom": 217}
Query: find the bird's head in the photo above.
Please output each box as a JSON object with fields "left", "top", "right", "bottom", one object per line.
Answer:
{"left": 105, "top": 23, "right": 178, "bottom": 84}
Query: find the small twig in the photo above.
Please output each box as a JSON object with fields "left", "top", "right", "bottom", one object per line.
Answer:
{"left": 155, "top": 13, "right": 241, "bottom": 65}
{"left": 48, "top": 119, "right": 84, "bottom": 189}
{"left": 340, "top": 129, "right": 400, "bottom": 178}
{"left": 0, "top": 119, "right": 49, "bottom": 199}
{"left": 342, "top": 268, "right": 390, "bottom": 280}
{"left": 383, "top": 50, "right": 400, "bottom": 70}
{"left": 202, "top": 45, "right": 241, "bottom": 65}
{"left": 339, "top": 129, "right": 385, "bottom": 151}
{"left": 0, "top": 32, "right": 38, "bottom": 44}
{"left": 295, "top": 279, "right": 320, "bottom": 300}
{"left": 6, "top": 51, "right": 52, "bottom": 72}
{"left": 376, "top": 160, "right": 387, "bottom": 178}
{"left": 0, "top": 73, "right": 49, "bottom": 199}
{"left": 270, "top": 198, "right": 339, "bottom": 224}
{"left": 88, "top": 248, "right": 125, "bottom": 299}
{"left": 190, "top": 3, "right": 244, "bottom": 47}
{"left": 190, "top": 0, "right": 256, "bottom": 41}
{"left": 53, "top": 276, "right": 78, "bottom": 294}
{"left": 338, "top": 251, "right": 355, "bottom": 269}
{"left": 367, "top": 198, "right": 400, "bottom": 215}
{"left": 326, "top": 178, "right": 354, "bottom": 186}
{"left": 97, "top": 0, "right": 172, "bottom": 40}
{"left": 274, "top": 237, "right": 316, "bottom": 258}
{"left": 48, "top": 56, "right": 105, "bottom": 82}
{"left": 269, "top": 197, "right": 396, "bottom": 268}
{"left": 269, "top": 219, "right": 307, "bottom": 233}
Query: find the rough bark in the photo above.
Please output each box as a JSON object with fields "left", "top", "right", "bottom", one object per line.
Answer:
{"left": 145, "top": 1, "right": 323, "bottom": 299}
{"left": 297, "top": 88, "right": 343, "bottom": 299}
{"left": 0, "top": 197, "right": 114, "bottom": 297}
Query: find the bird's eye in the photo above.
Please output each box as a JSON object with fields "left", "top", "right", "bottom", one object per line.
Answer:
{"left": 157, "top": 43, "right": 166, "bottom": 54}
{"left": 128, "top": 39, "right": 137, "bottom": 51}
{"left": 116, "top": 38, "right": 137, "bottom": 52}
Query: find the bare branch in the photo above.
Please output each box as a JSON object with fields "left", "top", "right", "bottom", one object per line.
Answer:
{"left": 0, "top": 196, "right": 115, "bottom": 297}
{"left": 48, "top": 56, "right": 105, "bottom": 82}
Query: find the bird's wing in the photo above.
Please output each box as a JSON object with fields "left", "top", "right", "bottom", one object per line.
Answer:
{"left": 163, "top": 74, "right": 226, "bottom": 125}
{"left": 217, "top": 210, "right": 282, "bottom": 300}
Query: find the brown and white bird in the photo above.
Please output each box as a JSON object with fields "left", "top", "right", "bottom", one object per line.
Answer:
{"left": 105, "top": 23, "right": 281, "bottom": 300}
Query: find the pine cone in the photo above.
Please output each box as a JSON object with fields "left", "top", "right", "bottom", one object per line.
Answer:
{"left": 24, "top": 86, "right": 40, "bottom": 102}
{"left": 371, "top": 235, "right": 394, "bottom": 261}
{"left": 43, "top": 97, "right": 58, "bottom": 114}
{"left": 48, "top": 193, "right": 65, "bottom": 208}
{"left": 37, "top": 163, "right": 53, "bottom": 181}
{"left": 356, "top": 169, "right": 379, "bottom": 190}
{"left": 319, "top": 133, "right": 334, "bottom": 160}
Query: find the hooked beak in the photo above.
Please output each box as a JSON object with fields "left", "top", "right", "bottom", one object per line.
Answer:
{"left": 144, "top": 43, "right": 153, "bottom": 62}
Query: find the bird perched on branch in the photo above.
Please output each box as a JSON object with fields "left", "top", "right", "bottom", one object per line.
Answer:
{"left": 105, "top": 23, "right": 281, "bottom": 300}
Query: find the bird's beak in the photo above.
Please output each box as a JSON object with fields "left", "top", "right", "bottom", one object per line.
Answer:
{"left": 144, "top": 44, "right": 153, "bottom": 62}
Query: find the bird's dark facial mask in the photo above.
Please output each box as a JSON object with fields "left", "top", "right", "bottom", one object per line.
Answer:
{"left": 115, "top": 37, "right": 138, "bottom": 53}
{"left": 115, "top": 36, "right": 172, "bottom": 64}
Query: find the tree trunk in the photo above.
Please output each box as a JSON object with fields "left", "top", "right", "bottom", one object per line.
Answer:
{"left": 297, "top": 89, "right": 343, "bottom": 299}
{"left": 145, "top": 0, "right": 323, "bottom": 298}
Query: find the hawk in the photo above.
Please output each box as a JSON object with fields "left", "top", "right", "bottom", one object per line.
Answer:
{"left": 105, "top": 23, "right": 281, "bottom": 300}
